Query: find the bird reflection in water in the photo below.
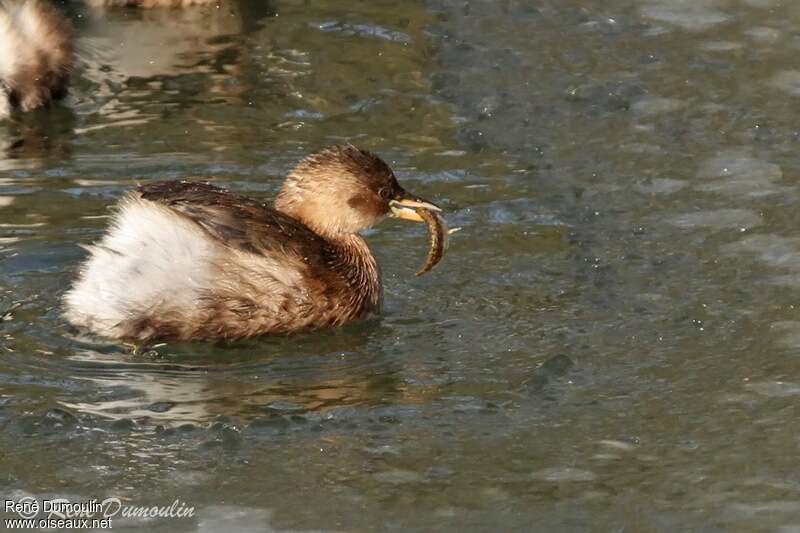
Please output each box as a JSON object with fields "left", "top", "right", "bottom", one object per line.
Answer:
{"left": 60, "top": 327, "right": 423, "bottom": 424}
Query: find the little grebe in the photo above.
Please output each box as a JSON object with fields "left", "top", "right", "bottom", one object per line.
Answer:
{"left": 64, "top": 146, "right": 448, "bottom": 343}
{"left": 0, "top": 0, "right": 73, "bottom": 118}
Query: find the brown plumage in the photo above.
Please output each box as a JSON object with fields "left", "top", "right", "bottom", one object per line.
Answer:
{"left": 64, "top": 146, "right": 445, "bottom": 343}
{"left": 0, "top": 0, "right": 74, "bottom": 117}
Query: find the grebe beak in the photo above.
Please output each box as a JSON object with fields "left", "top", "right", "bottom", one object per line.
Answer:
{"left": 389, "top": 192, "right": 441, "bottom": 222}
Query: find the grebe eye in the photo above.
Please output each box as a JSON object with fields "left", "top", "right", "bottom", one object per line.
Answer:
{"left": 378, "top": 187, "right": 392, "bottom": 200}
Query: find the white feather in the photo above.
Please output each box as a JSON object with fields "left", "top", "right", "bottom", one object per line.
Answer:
{"left": 63, "top": 197, "right": 218, "bottom": 338}
{"left": 0, "top": 6, "right": 23, "bottom": 82}
{"left": 14, "top": 1, "right": 49, "bottom": 52}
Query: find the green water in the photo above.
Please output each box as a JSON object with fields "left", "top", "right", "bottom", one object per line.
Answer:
{"left": 1, "top": 0, "right": 800, "bottom": 531}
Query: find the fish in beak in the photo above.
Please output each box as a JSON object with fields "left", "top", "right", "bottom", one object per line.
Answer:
{"left": 389, "top": 192, "right": 449, "bottom": 275}
{"left": 389, "top": 193, "right": 441, "bottom": 222}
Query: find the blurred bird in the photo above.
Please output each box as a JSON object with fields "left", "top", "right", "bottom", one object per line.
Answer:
{"left": 85, "top": 0, "right": 219, "bottom": 7}
{"left": 0, "top": 0, "right": 73, "bottom": 118}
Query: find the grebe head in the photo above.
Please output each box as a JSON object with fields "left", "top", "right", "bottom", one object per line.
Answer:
{"left": 275, "top": 145, "right": 439, "bottom": 238}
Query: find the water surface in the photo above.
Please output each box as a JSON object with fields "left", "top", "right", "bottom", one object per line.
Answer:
{"left": 1, "top": 0, "right": 799, "bottom": 531}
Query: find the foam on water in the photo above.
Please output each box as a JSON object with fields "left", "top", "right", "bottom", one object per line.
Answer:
{"left": 770, "top": 70, "right": 800, "bottom": 96}
{"left": 631, "top": 96, "right": 684, "bottom": 116}
{"left": 640, "top": 1, "right": 731, "bottom": 31}
{"left": 668, "top": 209, "right": 761, "bottom": 230}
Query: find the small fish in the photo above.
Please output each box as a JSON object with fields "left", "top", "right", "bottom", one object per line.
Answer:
{"left": 415, "top": 208, "right": 449, "bottom": 276}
